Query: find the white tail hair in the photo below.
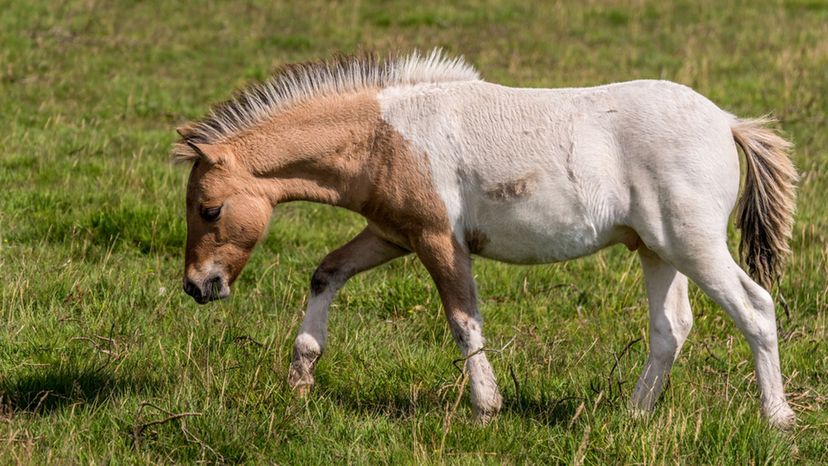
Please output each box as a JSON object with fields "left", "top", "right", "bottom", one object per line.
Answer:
{"left": 732, "top": 117, "right": 798, "bottom": 290}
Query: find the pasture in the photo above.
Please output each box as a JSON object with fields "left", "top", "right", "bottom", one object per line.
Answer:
{"left": 1, "top": 0, "right": 826, "bottom": 463}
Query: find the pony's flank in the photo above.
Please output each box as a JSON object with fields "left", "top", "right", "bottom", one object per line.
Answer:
{"left": 176, "top": 49, "right": 479, "bottom": 151}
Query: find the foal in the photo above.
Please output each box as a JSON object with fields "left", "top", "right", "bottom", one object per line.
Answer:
{"left": 174, "top": 50, "right": 797, "bottom": 428}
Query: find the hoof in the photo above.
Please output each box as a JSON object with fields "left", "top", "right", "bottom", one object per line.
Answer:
{"left": 627, "top": 397, "right": 655, "bottom": 420}
{"left": 766, "top": 404, "right": 796, "bottom": 430}
{"left": 288, "top": 360, "right": 315, "bottom": 397}
{"left": 472, "top": 392, "right": 502, "bottom": 425}
{"left": 469, "top": 375, "right": 502, "bottom": 426}
{"left": 473, "top": 409, "right": 497, "bottom": 425}
{"left": 292, "top": 383, "right": 313, "bottom": 398}
{"left": 628, "top": 406, "right": 652, "bottom": 420}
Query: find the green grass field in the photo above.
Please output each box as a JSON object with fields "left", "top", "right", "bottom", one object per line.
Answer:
{"left": 1, "top": 0, "right": 827, "bottom": 463}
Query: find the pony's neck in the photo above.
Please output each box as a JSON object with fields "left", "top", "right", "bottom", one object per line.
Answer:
{"left": 236, "top": 90, "right": 382, "bottom": 211}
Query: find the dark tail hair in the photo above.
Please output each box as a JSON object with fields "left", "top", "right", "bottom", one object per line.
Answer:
{"left": 732, "top": 117, "right": 798, "bottom": 290}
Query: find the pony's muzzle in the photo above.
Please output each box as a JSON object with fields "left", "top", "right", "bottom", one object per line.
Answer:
{"left": 183, "top": 275, "right": 229, "bottom": 304}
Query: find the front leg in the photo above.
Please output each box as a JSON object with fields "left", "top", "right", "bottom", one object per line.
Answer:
{"left": 413, "top": 232, "right": 502, "bottom": 422}
{"left": 289, "top": 227, "right": 408, "bottom": 395}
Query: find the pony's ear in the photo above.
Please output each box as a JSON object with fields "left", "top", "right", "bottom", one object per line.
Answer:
{"left": 171, "top": 140, "right": 200, "bottom": 164}
{"left": 187, "top": 142, "right": 231, "bottom": 165}
{"left": 171, "top": 124, "right": 202, "bottom": 164}
{"left": 171, "top": 139, "right": 231, "bottom": 165}
{"left": 176, "top": 125, "right": 197, "bottom": 140}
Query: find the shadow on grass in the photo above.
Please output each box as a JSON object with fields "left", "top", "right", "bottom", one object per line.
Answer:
{"left": 319, "top": 381, "right": 582, "bottom": 426}
{"left": 0, "top": 366, "right": 158, "bottom": 415}
{"left": 319, "top": 385, "right": 419, "bottom": 420}
{"left": 501, "top": 392, "right": 583, "bottom": 425}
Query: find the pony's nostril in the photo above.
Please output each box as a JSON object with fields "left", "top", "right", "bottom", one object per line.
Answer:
{"left": 183, "top": 276, "right": 224, "bottom": 304}
{"left": 183, "top": 279, "right": 201, "bottom": 299}
{"left": 206, "top": 276, "right": 222, "bottom": 296}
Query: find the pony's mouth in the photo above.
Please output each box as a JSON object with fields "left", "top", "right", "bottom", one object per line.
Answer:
{"left": 184, "top": 275, "right": 230, "bottom": 304}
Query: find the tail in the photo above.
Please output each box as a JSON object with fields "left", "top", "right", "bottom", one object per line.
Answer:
{"left": 732, "top": 117, "right": 798, "bottom": 290}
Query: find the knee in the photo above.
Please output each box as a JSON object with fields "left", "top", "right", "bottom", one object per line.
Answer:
{"left": 310, "top": 263, "right": 343, "bottom": 296}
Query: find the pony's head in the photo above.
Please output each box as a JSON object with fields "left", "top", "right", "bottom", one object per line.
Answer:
{"left": 174, "top": 135, "right": 272, "bottom": 304}
{"left": 172, "top": 50, "right": 480, "bottom": 304}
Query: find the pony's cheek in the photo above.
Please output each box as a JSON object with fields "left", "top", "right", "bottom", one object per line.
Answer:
{"left": 223, "top": 220, "right": 261, "bottom": 250}
{"left": 222, "top": 245, "right": 253, "bottom": 285}
{"left": 227, "top": 207, "right": 272, "bottom": 249}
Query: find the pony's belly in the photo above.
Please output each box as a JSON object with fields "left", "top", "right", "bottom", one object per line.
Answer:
{"left": 468, "top": 207, "right": 602, "bottom": 264}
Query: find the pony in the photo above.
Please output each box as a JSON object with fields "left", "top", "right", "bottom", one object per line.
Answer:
{"left": 173, "top": 50, "right": 798, "bottom": 428}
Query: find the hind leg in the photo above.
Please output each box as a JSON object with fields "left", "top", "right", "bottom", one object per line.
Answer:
{"left": 661, "top": 242, "right": 795, "bottom": 428}
{"left": 630, "top": 246, "right": 693, "bottom": 413}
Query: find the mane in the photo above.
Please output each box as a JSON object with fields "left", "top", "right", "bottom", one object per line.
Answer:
{"left": 174, "top": 49, "right": 479, "bottom": 158}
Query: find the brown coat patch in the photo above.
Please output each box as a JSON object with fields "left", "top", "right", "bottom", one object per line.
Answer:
{"left": 181, "top": 88, "right": 461, "bottom": 298}
{"left": 229, "top": 90, "right": 452, "bottom": 249}
{"left": 464, "top": 228, "right": 490, "bottom": 255}
{"left": 359, "top": 119, "right": 452, "bottom": 248}
{"left": 484, "top": 174, "right": 537, "bottom": 201}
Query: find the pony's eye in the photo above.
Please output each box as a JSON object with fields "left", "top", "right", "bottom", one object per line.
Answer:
{"left": 200, "top": 205, "right": 222, "bottom": 222}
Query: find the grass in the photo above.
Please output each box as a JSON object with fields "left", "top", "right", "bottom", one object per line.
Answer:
{"left": 1, "top": 0, "right": 827, "bottom": 463}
